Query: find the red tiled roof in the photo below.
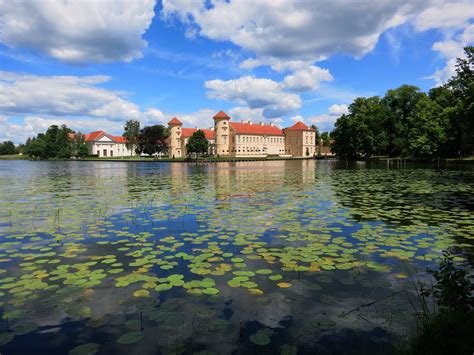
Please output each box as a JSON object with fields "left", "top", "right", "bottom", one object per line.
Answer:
{"left": 285, "top": 121, "right": 315, "bottom": 131}
{"left": 113, "top": 136, "right": 126, "bottom": 143}
{"left": 213, "top": 110, "right": 231, "bottom": 119}
{"left": 229, "top": 122, "right": 284, "bottom": 136}
{"left": 83, "top": 131, "right": 106, "bottom": 142}
{"left": 79, "top": 131, "right": 126, "bottom": 143}
{"left": 181, "top": 128, "right": 215, "bottom": 139}
{"left": 168, "top": 117, "right": 183, "bottom": 125}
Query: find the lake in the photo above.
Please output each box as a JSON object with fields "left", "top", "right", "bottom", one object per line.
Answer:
{"left": 0, "top": 160, "right": 473, "bottom": 354}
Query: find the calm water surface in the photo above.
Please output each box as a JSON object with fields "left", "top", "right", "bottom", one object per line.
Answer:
{"left": 0, "top": 160, "right": 473, "bottom": 354}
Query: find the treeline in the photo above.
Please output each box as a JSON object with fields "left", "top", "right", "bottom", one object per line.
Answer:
{"left": 331, "top": 47, "right": 474, "bottom": 160}
{"left": 25, "top": 125, "right": 88, "bottom": 159}
{"left": 122, "top": 120, "right": 169, "bottom": 156}
{"left": 0, "top": 141, "right": 19, "bottom": 155}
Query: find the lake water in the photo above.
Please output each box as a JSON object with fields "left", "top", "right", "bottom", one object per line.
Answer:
{"left": 0, "top": 160, "right": 473, "bottom": 354}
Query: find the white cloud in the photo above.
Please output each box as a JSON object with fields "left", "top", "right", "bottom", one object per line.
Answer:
{"left": 329, "top": 104, "right": 349, "bottom": 115}
{"left": 0, "top": 116, "right": 126, "bottom": 143}
{"left": 205, "top": 76, "right": 301, "bottom": 118}
{"left": 0, "top": 108, "right": 220, "bottom": 144}
{"left": 428, "top": 23, "right": 474, "bottom": 86}
{"left": 414, "top": 1, "right": 474, "bottom": 31}
{"left": 172, "top": 108, "right": 216, "bottom": 128}
{"left": 282, "top": 66, "right": 333, "bottom": 92}
{"left": 307, "top": 103, "right": 350, "bottom": 131}
{"left": 228, "top": 107, "right": 265, "bottom": 122}
{"left": 289, "top": 114, "right": 305, "bottom": 123}
{"left": 0, "top": 0, "right": 155, "bottom": 64}
{"left": 0, "top": 71, "right": 143, "bottom": 121}
{"left": 162, "top": 0, "right": 430, "bottom": 67}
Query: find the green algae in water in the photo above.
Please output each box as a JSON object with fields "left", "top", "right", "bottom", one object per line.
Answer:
{"left": 0, "top": 160, "right": 472, "bottom": 354}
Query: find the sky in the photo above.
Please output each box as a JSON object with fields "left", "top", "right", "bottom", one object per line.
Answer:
{"left": 0, "top": 0, "right": 473, "bottom": 144}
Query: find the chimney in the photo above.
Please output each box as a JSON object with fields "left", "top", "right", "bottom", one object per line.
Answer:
{"left": 260, "top": 122, "right": 264, "bottom": 126}
{"left": 248, "top": 120, "right": 253, "bottom": 125}
{"left": 210, "top": 127, "right": 214, "bottom": 131}
{"left": 270, "top": 123, "right": 274, "bottom": 127}
{"left": 241, "top": 120, "right": 245, "bottom": 123}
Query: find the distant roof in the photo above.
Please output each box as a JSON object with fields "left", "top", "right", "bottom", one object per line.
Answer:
{"left": 168, "top": 117, "right": 183, "bottom": 125}
{"left": 213, "top": 110, "right": 231, "bottom": 120}
{"left": 285, "top": 121, "right": 315, "bottom": 132}
{"left": 229, "top": 122, "right": 284, "bottom": 136}
{"left": 69, "top": 130, "right": 127, "bottom": 143}
{"left": 182, "top": 128, "right": 215, "bottom": 139}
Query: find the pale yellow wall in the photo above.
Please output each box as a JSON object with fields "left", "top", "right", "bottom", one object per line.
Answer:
{"left": 214, "top": 118, "right": 231, "bottom": 155}
{"left": 231, "top": 133, "right": 285, "bottom": 156}
{"left": 168, "top": 125, "right": 182, "bottom": 158}
{"left": 284, "top": 130, "right": 316, "bottom": 157}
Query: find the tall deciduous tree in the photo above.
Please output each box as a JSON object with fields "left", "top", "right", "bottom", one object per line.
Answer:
{"left": 70, "top": 132, "right": 89, "bottom": 158}
{"left": 136, "top": 125, "right": 168, "bottom": 156}
{"left": 186, "top": 130, "right": 209, "bottom": 158}
{"left": 382, "top": 85, "right": 425, "bottom": 157}
{"left": 0, "top": 141, "right": 16, "bottom": 155}
{"left": 24, "top": 125, "right": 72, "bottom": 159}
{"left": 123, "top": 120, "right": 140, "bottom": 156}
{"left": 447, "top": 46, "right": 474, "bottom": 156}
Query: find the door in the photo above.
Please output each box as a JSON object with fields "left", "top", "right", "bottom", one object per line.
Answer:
{"left": 103, "top": 149, "right": 107, "bottom": 157}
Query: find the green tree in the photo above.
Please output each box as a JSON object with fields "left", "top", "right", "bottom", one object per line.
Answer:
{"left": 320, "top": 132, "right": 331, "bottom": 147}
{"left": 0, "top": 141, "right": 16, "bottom": 155}
{"left": 406, "top": 96, "right": 448, "bottom": 156}
{"left": 382, "top": 85, "right": 425, "bottom": 156}
{"left": 69, "top": 132, "right": 89, "bottom": 158}
{"left": 331, "top": 97, "right": 389, "bottom": 159}
{"left": 136, "top": 125, "right": 168, "bottom": 156}
{"left": 186, "top": 130, "right": 209, "bottom": 158}
{"left": 123, "top": 120, "right": 140, "bottom": 156}
{"left": 14, "top": 144, "right": 26, "bottom": 155}
{"left": 310, "top": 124, "right": 320, "bottom": 145}
{"left": 25, "top": 125, "right": 72, "bottom": 159}
{"left": 331, "top": 114, "right": 358, "bottom": 160}
{"left": 446, "top": 46, "right": 474, "bottom": 156}
{"left": 25, "top": 135, "right": 48, "bottom": 159}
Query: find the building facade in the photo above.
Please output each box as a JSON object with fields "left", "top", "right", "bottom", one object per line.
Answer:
{"left": 82, "top": 131, "right": 135, "bottom": 157}
{"left": 168, "top": 111, "right": 316, "bottom": 158}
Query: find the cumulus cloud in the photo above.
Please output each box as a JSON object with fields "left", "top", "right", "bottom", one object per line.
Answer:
{"left": 163, "top": 0, "right": 473, "bottom": 89}
{"left": 228, "top": 106, "right": 265, "bottom": 122}
{"left": 282, "top": 66, "right": 333, "bottom": 92}
{"left": 205, "top": 76, "right": 301, "bottom": 118}
{"left": 414, "top": 1, "right": 474, "bottom": 31}
{"left": 0, "top": 0, "right": 155, "bottom": 64}
{"left": 0, "top": 108, "right": 221, "bottom": 144}
{"left": 289, "top": 114, "right": 305, "bottom": 123}
{"left": 328, "top": 104, "right": 349, "bottom": 116}
{"left": 308, "top": 103, "right": 350, "bottom": 131}
{"left": 0, "top": 116, "right": 126, "bottom": 143}
{"left": 428, "top": 23, "right": 474, "bottom": 86}
{"left": 162, "top": 0, "right": 429, "bottom": 66}
{"left": 0, "top": 71, "right": 144, "bottom": 121}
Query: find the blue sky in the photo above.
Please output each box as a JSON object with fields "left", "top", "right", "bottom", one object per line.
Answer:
{"left": 0, "top": 0, "right": 473, "bottom": 143}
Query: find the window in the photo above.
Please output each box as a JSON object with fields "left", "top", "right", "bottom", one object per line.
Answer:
{"left": 110, "top": 150, "right": 113, "bottom": 157}
{"left": 96, "top": 150, "right": 99, "bottom": 156}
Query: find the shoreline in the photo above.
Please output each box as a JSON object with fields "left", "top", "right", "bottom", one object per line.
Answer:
{"left": 2, "top": 155, "right": 473, "bottom": 165}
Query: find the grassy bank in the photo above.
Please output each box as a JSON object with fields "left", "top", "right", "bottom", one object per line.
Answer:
{"left": 0, "top": 154, "right": 29, "bottom": 160}
{"left": 79, "top": 155, "right": 331, "bottom": 163}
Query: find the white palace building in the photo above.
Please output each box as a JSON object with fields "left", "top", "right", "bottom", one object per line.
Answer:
{"left": 167, "top": 111, "right": 317, "bottom": 158}
{"left": 76, "top": 111, "right": 317, "bottom": 158}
